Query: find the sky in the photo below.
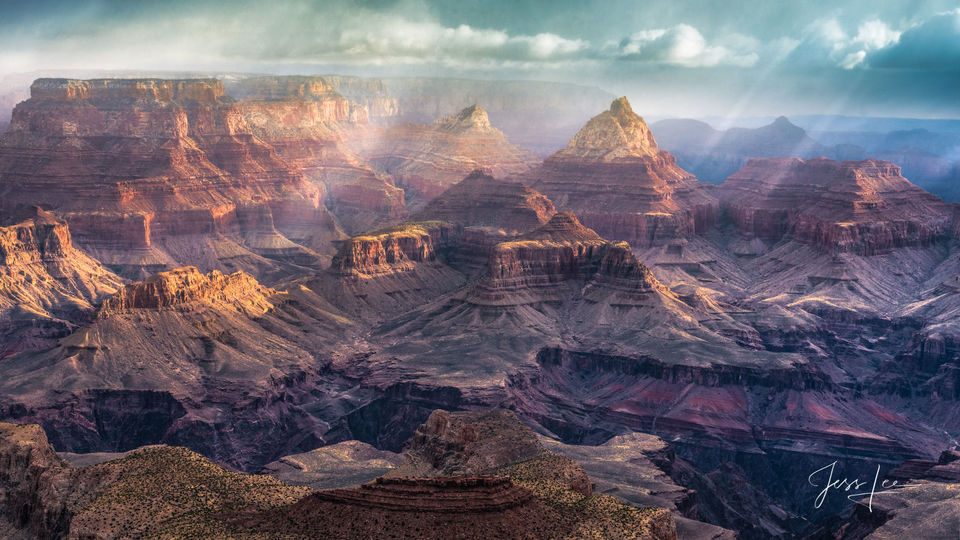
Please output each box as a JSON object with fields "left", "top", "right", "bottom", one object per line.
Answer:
{"left": 2, "top": 0, "right": 960, "bottom": 118}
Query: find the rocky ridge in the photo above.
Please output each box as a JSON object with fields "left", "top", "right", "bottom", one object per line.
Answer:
{"left": 717, "top": 157, "right": 952, "bottom": 254}
{"left": 524, "top": 97, "right": 718, "bottom": 248}
{"left": 0, "top": 207, "right": 122, "bottom": 358}
{"left": 352, "top": 104, "right": 537, "bottom": 207}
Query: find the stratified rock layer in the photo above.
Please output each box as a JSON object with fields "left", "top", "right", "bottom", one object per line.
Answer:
{"left": 524, "top": 97, "right": 717, "bottom": 247}
{"left": 414, "top": 171, "right": 555, "bottom": 234}
{"left": 98, "top": 266, "right": 273, "bottom": 315}
{"left": 0, "top": 207, "right": 122, "bottom": 358}
{"left": 353, "top": 104, "right": 536, "bottom": 207}
{"left": 717, "top": 157, "right": 952, "bottom": 254}
{"left": 316, "top": 221, "right": 465, "bottom": 317}
{"left": 0, "top": 78, "right": 343, "bottom": 279}
{"left": 231, "top": 76, "right": 406, "bottom": 235}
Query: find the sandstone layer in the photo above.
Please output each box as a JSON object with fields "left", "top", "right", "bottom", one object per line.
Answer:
{"left": 230, "top": 76, "right": 406, "bottom": 234}
{"left": 0, "top": 78, "right": 343, "bottom": 279}
{"left": 523, "top": 97, "right": 717, "bottom": 247}
{"left": 0, "top": 266, "right": 361, "bottom": 470}
{"left": 353, "top": 104, "right": 537, "bottom": 208}
{"left": 413, "top": 170, "right": 555, "bottom": 234}
{"left": 717, "top": 157, "right": 952, "bottom": 254}
{"left": 0, "top": 207, "right": 122, "bottom": 358}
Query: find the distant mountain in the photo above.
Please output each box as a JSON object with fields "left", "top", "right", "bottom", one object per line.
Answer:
{"left": 652, "top": 116, "right": 826, "bottom": 184}
{"left": 653, "top": 116, "right": 960, "bottom": 199}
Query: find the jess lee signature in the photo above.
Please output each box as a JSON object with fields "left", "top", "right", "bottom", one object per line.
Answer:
{"left": 808, "top": 461, "right": 920, "bottom": 512}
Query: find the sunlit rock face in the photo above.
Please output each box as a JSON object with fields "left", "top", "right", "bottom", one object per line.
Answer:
{"left": 0, "top": 78, "right": 343, "bottom": 280}
{"left": 351, "top": 104, "right": 538, "bottom": 209}
{"left": 0, "top": 207, "right": 123, "bottom": 358}
{"left": 230, "top": 76, "right": 407, "bottom": 235}
{"left": 717, "top": 157, "right": 953, "bottom": 255}
{"left": 523, "top": 97, "right": 718, "bottom": 248}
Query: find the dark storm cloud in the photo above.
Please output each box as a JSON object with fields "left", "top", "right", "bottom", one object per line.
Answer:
{"left": 869, "top": 8, "right": 960, "bottom": 68}
{"left": 1, "top": 0, "right": 959, "bottom": 116}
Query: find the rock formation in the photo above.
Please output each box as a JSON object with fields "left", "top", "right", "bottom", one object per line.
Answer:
{"left": 523, "top": 97, "right": 718, "bottom": 247}
{"left": 717, "top": 157, "right": 952, "bottom": 255}
{"left": 388, "top": 409, "right": 555, "bottom": 480}
{"left": 0, "top": 423, "right": 310, "bottom": 539}
{"left": 0, "top": 207, "right": 122, "bottom": 358}
{"left": 468, "top": 212, "right": 667, "bottom": 307}
{"left": 97, "top": 265, "right": 273, "bottom": 315}
{"left": 413, "top": 170, "right": 556, "bottom": 234}
{"left": 315, "top": 75, "right": 401, "bottom": 123}
{"left": 352, "top": 104, "right": 537, "bottom": 208}
{"left": 259, "top": 441, "right": 403, "bottom": 490}
{"left": 0, "top": 78, "right": 343, "bottom": 279}
{"left": 230, "top": 76, "right": 407, "bottom": 235}
{"left": 0, "top": 266, "right": 362, "bottom": 471}
{"left": 651, "top": 116, "right": 827, "bottom": 184}
{"left": 313, "top": 221, "right": 465, "bottom": 318}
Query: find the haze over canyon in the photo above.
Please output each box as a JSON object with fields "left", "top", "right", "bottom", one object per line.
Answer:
{"left": 2, "top": 1, "right": 960, "bottom": 539}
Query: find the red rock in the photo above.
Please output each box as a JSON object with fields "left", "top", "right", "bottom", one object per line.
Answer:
{"left": 470, "top": 212, "right": 666, "bottom": 306}
{"left": 717, "top": 157, "right": 952, "bottom": 254}
{"left": 352, "top": 105, "right": 537, "bottom": 208}
{"left": 0, "top": 207, "right": 122, "bottom": 358}
{"left": 413, "top": 170, "right": 555, "bottom": 234}
{"left": 315, "top": 222, "right": 465, "bottom": 317}
{"left": 231, "top": 76, "right": 407, "bottom": 234}
{"left": 98, "top": 266, "right": 273, "bottom": 315}
{"left": 0, "top": 78, "right": 343, "bottom": 279}
{"left": 522, "top": 97, "right": 717, "bottom": 248}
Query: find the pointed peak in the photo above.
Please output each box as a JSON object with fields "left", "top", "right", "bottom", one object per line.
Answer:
{"left": 523, "top": 212, "right": 604, "bottom": 243}
{"left": 561, "top": 97, "right": 658, "bottom": 160}
{"left": 609, "top": 96, "right": 634, "bottom": 117}
{"left": 462, "top": 168, "right": 495, "bottom": 182}
{"left": 770, "top": 116, "right": 801, "bottom": 129}
{"left": 435, "top": 104, "right": 493, "bottom": 132}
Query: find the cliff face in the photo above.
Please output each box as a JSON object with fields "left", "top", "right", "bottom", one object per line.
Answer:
{"left": 98, "top": 266, "right": 273, "bottom": 315}
{"left": 0, "top": 78, "right": 343, "bottom": 279}
{"left": 318, "top": 222, "right": 465, "bottom": 317}
{"left": 0, "top": 207, "right": 122, "bottom": 358}
{"left": 523, "top": 98, "right": 717, "bottom": 248}
{"left": 470, "top": 212, "right": 665, "bottom": 306}
{"left": 717, "top": 157, "right": 952, "bottom": 254}
{"left": 231, "top": 76, "right": 407, "bottom": 235}
{"left": 352, "top": 105, "right": 537, "bottom": 208}
{"left": 316, "top": 75, "right": 401, "bottom": 123}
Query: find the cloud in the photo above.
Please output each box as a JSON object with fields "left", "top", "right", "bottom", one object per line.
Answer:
{"left": 867, "top": 9, "right": 960, "bottom": 69}
{"left": 785, "top": 17, "right": 902, "bottom": 69}
{"left": 613, "top": 24, "right": 759, "bottom": 67}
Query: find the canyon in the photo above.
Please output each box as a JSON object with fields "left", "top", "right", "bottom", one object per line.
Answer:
{"left": 1, "top": 75, "right": 959, "bottom": 538}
